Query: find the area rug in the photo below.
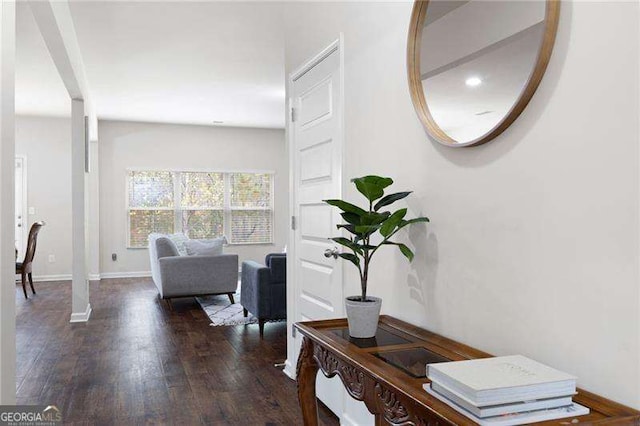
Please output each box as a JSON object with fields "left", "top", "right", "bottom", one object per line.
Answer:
{"left": 196, "top": 292, "right": 259, "bottom": 327}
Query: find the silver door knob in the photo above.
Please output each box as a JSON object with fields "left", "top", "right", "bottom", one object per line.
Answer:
{"left": 324, "top": 247, "right": 339, "bottom": 259}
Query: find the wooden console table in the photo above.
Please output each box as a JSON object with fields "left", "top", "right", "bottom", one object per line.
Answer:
{"left": 295, "top": 316, "right": 640, "bottom": 425}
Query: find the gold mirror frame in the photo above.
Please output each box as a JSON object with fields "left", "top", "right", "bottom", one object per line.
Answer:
{"left": 407, "top": 0, "right": 561, "bottom": 147}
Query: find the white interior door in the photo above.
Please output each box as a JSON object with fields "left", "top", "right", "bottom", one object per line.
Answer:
{"left": 289, "top": 41, "right": 345, "bottom": 416}
{"left": 15, "top": 157, "right": 26, "bottom": 259}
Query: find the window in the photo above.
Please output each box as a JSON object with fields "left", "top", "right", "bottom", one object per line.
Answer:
{"left": 230, "top": 173, "right": 273, "bottom": 244}
{"left": 180, "top": 172, "right": 224, "bottom": 240}
{"left": 127, "top": 170, "right": 273, "bottom": 247}
{"left": 128, "top": 171, "right": 175, "bottom": 247}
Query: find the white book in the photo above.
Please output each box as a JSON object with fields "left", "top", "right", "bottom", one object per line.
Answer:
{"left": 428, "top": 381, "right": 574, "bottom": 418}
{"left": 427, "top": 355, "right": 576, "bottom": 406}
{"left": 424, "top": 384, "right": 589, "bottom": 426}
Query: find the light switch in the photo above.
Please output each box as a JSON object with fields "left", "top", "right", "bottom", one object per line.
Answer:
{"left": 28, "top": 207, "right": 35, "bottom": 215}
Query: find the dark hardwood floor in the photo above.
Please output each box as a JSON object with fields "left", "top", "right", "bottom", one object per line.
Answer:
{"left": 16, "top": 278, "right": 339, "bottom": 425}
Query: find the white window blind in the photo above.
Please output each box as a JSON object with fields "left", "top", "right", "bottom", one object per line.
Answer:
{"left": 127, "top": 170, "right": 273, "bottom": 247}
{"left": 229, "top": 173, "right": 273, "bottom": 244}
{"left": 180, "top": 172, "right": 224, "bottom": 240}
{"left": 128, "top": 171, "right": 175, "bottom": 247}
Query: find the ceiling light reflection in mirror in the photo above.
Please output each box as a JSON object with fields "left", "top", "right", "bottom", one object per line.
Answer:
{"left": 420, "top": 0, "right": 547, "bottom": 145}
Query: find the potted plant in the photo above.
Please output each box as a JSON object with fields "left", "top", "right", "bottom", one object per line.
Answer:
{"left": 324, "top": 175, "right": 429, "bottom": 338}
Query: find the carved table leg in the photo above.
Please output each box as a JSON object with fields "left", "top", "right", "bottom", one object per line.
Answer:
{"left": 296, "top": 336, "right": 320, "bottom": 426}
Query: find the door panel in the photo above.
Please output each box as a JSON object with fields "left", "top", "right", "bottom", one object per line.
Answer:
{"left": 299, "top": 140, "right": 332, "bottom": 182}
{"left": 299, "top": 78, "right": 332, "bottom": 127}
{"left": 299, "top": 204, "right": 333, "bottom": 239}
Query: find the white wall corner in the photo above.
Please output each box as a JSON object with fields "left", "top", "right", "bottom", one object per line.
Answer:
{"left": 69, "top": 303, "right": 92, "bottom": 323}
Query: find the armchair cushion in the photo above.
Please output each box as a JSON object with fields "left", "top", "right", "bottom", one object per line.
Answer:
{"left": 167, "top": 233, "right": 189, "bottom": 256}
{"left": 184, "top": 238, "right": 224, "bottom": 256}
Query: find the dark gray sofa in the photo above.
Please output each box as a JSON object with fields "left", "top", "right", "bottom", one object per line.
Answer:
{"left": 240, "top": 253, "right": 286, "bottom": 337}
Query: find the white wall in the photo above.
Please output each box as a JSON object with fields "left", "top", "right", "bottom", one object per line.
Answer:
{"left": 285, "top": 0, "right": 640, "bottom": 412}
{"left": 15, "top": 115, "right": 72, "bottom": 280}
{"left": 98, "top": 120, "right": 287, "bottom": 276}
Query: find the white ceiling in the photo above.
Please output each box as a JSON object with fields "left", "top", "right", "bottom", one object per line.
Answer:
{"left": 17, "top": 1, "right": 286, "bottom": 129}
{"left": 15, "top": 2, "right": 71, "bottom": 118}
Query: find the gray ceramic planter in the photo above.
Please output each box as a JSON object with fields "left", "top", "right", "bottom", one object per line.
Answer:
{"left": 345, "top": 296, "right": 382, "bottom": 338}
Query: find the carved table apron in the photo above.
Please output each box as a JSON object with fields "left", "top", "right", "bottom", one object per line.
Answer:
{"left": 294, "top": 316, "right": 640, "bottom": 426}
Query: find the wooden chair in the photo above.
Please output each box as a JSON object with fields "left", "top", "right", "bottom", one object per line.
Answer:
{"left": 16, "top": 221, "right": 45, "bottom": 299}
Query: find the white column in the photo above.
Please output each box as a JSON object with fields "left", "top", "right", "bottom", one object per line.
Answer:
{"left": 0, "top": 0, "right": 16, "bottom": 404}
{"left": 70, "top": 99, "right": 91, "bottom": 322}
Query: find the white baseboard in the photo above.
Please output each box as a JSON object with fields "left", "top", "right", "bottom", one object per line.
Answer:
{"left": 99, "top": 271, "right": 151, "bottom": 279}
{"left": 70, "top": 303, "right": 92, "bottom": 323}
{"left": 22, "top": 272, "right": 150, "bottom": 282}
{"left": 29, "top": 274, "right": 72, "bottom": 282}
{"left": 283, "top": 359, "right": 296, "bottom": 380}
{"left": 20, "top": 271, "right": 152, "bottom": 282}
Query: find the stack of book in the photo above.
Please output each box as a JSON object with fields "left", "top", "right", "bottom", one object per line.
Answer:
{"left": 424, "top": 355, "right": 589, "bottom": 426}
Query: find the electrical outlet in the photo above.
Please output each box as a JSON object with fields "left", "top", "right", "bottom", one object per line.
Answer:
{"left": 48, "top": 254, "right": 55, "bottom": 263}
{"left": 112, "top": 253, "right": 117, "bottom": 261}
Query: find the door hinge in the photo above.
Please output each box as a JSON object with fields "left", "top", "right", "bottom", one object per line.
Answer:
{"left": 291, "top": 107, "right": 297, "bottom": 122}
{"left": 292, "top": 326, "right": 296, "bottom": 338}
{"left": 291, "top": 215, "right": 297, "bottom": 230}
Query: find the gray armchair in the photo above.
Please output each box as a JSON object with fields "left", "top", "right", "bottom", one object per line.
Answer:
{"left": 241, "top": 253, "right": 286, "bottom": 337}
{"left": 149, "top": 234, "right": 238, "bottom": 304}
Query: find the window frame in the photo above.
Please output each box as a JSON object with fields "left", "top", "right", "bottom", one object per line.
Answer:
{"left": 126, "top": 168, "right": 275, "bottom": 248}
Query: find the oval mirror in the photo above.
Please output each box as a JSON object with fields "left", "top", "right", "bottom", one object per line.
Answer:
{"left": 408, "top": 0, "right": 560, "bottom": 147}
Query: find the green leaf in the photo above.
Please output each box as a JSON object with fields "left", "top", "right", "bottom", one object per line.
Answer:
{"left": 398, "top": 216, "right": 430, "bottom": 229}
{"left": 398, "top": 244, "right": 414, "bottom": 262}
{"left": 324, "top": 199, "right": 366, "bottom": 215}
{"left": 351, "top": 176, "right": 393, "bottom": 202}
{"left": 353, "top": 175, "right": 394, "bottom": 189}
{"left": 353, "top": 180, "right": 384, "bottom": 202}
{"left": 338, "top": 253, "right": 360, "bottom": 267}
{"left": 330, "top": 237, "right": 362, "bottom": 254}
{"left": 360, "top": 211, "right": 390, "bottom": 226}
{"left": 341, "top": 212, "right": 361, "bottom": 225}
{"left": 374, "top": 192, "right": 412, "bottom": 211}
{"left": 354, "top": 224, "right": 381, "bottom": 236}
{"left": 337, "top": 224, "right": 357, "bottom": 235}
{"left": 382, "top": 241, "right": 414, "bottom": 261}
{"left": 380, "top": 208, "right": 407, "bottom": 237}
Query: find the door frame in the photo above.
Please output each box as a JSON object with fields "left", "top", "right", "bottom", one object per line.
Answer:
{"left": 284, "top": 35, "right": 345, "bottom": 380}
{"left": 15, "top": 155, "right": 27, "bottom": 259}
